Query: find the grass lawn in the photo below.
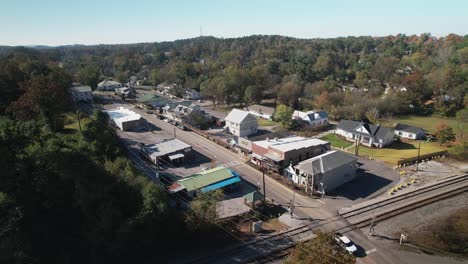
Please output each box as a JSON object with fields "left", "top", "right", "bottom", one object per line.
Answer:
{"left": 380, "top": 115, "right": 467, "bottom": 136}
{"left": 63, "top": 113, "right": 91, "bottom": 133}
{"left": 358, "top": 140, "right": 449, "bottom": 165}
{"left": 320, "top": 134, "right": 353, "bottom": 149}
{"left": 257, "top": 118, "right": 280, "bottom": 126}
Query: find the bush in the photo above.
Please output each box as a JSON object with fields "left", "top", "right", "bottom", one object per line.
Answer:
{"left": 448, "top": 141, "right": 468, "bottom": 161}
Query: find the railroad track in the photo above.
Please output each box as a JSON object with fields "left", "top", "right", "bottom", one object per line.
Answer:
{"left": 340, "top": 174, "right": 468, "bottom": 228}
{"left": 184, "top": 224, "right": 313, "bottom": 264}
{"left": 351, "top": 184, "right": 468, "bottom": 228}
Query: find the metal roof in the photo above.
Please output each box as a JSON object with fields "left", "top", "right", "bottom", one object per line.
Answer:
{"left": 177, "top": 167, "right": 238, "bottom": 192}
{"left": 295, "top": 150, "right": 358, "bottom": 175}
{"left": 254, "top": 136, "right": 329, "bottom": 153}
{"left": 225, "top": 109, "right": 256, "bottom": 124}
{"left": 200, "top": 176, "right": 241, "bottom": 193}
{"left": 394, "top": 123, "right": 425, "bottom": 134}
{"left": 143, "top": 139, "right": 191, "bottom": 158}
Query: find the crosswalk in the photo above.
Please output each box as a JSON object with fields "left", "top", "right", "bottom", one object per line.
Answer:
{"left": 221, "top": 160, "right": 242, "bottom": 168}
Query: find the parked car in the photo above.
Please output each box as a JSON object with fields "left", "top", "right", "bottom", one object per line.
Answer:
{"left": 335, "top": 233, "right": 357, "bottom": 254}
{"left": 177, "top": 124, "right": 187, "bottom": 131}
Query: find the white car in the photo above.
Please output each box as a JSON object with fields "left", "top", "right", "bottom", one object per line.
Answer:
{"left": 335, "top": 232, "right": 357, "bottom": 254}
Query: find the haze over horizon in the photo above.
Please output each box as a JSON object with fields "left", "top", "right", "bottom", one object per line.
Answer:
{"left": 1, "top": 0, "right": 467, "bottom": 46}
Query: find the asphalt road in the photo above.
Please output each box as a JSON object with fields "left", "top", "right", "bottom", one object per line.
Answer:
{"left": 109, "top": 103, "right": 403, "bottom": 264}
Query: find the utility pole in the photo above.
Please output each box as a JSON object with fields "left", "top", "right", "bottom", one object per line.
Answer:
{"left": 289, "top": 191, "right": 296, "bottom": 217}
{"left": 174, "top": 127, "right": 176, "bottom": 138}
{"left": 416, "top": 138, "right": 422, "bottom": 172}
{"left": 262, "top": 168, "right": 266, "bottom": 202}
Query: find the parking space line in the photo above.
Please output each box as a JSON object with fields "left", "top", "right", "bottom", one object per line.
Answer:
{"left": 365, "top": 248, "right": 377, "bottom": 255}
{"left": 318, "top": 199, "right": 327, "bottom": 204}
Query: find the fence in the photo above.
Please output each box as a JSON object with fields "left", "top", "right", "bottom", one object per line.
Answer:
{"left": 397, "top": 150, "right": 447, "bottom": 166}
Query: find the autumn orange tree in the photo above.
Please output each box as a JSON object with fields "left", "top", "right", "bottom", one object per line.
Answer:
{"left": 285, "top": 231, "right": 355, "bottom": 264}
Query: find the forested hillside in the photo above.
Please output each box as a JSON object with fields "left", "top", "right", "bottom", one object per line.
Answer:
{"left": 0, "top": 50, "right": 229, "bottom": 264}
{"left": 2, "top": 34, "right": 465, "bottom": 119}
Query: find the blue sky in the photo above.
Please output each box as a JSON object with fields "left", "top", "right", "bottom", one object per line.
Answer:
{"left": 1, "top": 0, "right": 467, "bottom": 46}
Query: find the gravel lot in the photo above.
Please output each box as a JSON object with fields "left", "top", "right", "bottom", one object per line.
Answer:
{"left": 363, "top": 192, "right": 468, "bottom": 264}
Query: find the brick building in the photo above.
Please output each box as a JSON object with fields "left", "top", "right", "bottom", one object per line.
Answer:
{"left": 250, "top": 136, "right": 330, "bottom": 173}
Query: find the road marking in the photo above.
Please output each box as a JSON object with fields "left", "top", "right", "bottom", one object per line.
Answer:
{"left": 318, "top": 199, "right": 327, "bottom": 204}
{"left": 365, "top": 248, "right": 377, "bottom": 255}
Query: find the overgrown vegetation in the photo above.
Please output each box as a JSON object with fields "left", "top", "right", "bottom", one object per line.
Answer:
{"left": 285, "top": 231, "right": 355, "bottom": 264}
{"left": 410, "top": 208, "right": 468, "bottom": 256}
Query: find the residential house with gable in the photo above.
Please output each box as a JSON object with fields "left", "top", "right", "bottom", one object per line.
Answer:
{"left": 336, "top": 120, "right": 394, "bottom": 148}
{"left": 224, "top": 109, "right": 258, "bottom": 137}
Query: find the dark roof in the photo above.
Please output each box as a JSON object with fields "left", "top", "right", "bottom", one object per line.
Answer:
{"left": 296, "top": 150, "right": 358, "bottom": 175}
{"left": 394, "top": 123, "right": 425, "bottom": 134}
{"left": 337, "top": 120, "right": 393, "bottom": 139}
{"left": 247, "top": 130, "right": 292, "bottom": 141}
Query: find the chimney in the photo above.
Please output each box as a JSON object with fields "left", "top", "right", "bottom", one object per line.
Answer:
{"left": 266, "top": 137, "right": 269, "bottom": 142}
{"left": 274, "top": 137, "right": 278, "bottom": 142}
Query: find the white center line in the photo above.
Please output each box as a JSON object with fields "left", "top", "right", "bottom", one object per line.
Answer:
{"left": 318, "top": 200, "right": 327, "bottom": 204}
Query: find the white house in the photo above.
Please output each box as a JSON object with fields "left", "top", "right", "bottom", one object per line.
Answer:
{"left": 245, "top": 104, "right": 275, "bottom": 120}
{"left": 292, "top": 110, "right": 328, "bottom": 127}
{"left": 394, "top": 123, "right": 425, "bottom": 140}
{"left": 69, "top": 86, "right": 93, "bottom": 102}
{"left": 184, "top": 89, "right": 203, "bottom": 100}
{"left": 336, "top": 120, "right": 394, "bottom": 148}
{"left": 283, "top": 150, "right": 358, "bottom": 194}
{"left": 98, "top": 80, "right": 122, "bottom": 91}
{"left": 224, "top": 109, "right": 258, "bottom": 137}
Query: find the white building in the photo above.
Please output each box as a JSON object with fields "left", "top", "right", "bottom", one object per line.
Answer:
{"left": 105, "top": 107, "right": 145, "bottom": 131}
{"left": 224, "top": 109, "right": 258, "bottom": 137}
{"left": 336, "top": 120, "right": 394, "bottom": 148}
{"left": 69, "top": 86, "right": 93, "bottom": 102}
{"left": 98, "top": 80, "right": 122, "bottom": 91}
{"left": 283, "top": 150, "right": 358, "bottom": 194}
{"left": 292, "top": 110, "right": 328, "bottom": 127}
{"left": 245, "top": 104, "right": 275, "bottom": 120}
{"left": 394, "top": 123, "right": 425, "bottom": 140}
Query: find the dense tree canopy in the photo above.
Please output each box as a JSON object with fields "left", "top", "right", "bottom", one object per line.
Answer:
{"left": 2, "top": 34, "right": 465, "bottom": 119}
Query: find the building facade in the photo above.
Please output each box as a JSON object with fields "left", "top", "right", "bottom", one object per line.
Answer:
{"left": 394, "top": 123, "right": 425, "bottom": 140}
{"left": 224, "top": 109, "right": 258, "bottom": 137}
{"left": 336, "top": 120, "right": 394, "bottom": 148}
{"left": 283, "top": 150, "right": 358, "bottom": 194}
{"left": 251, "top": 136, "right": 330, "bottom": 173}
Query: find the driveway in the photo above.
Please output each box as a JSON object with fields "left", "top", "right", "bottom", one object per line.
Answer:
{"left": 324, "top": 158, "right": 400, "bottom": 210}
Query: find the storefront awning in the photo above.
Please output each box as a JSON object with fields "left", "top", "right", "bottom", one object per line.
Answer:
{"left": 168, "top": 153, "right": 184, "bottom": 160}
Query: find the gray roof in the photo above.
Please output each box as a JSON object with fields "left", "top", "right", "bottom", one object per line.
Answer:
{"left": 337, "top": 120, "right": 393, "bottom": 139}
{"left": 70, "top": 86, "right": 92, "bottom": 93}
{"left": 295, "top": 150, "right": 358, "bottom": 175}
{"left": 245, "top": 104, "right": 275, "bottom": 116}
{"left": 225, "top": 109, "right": 255, "bottom": 124}
{"left": 394, "top": 123, "right": 425, "bottom": 134}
